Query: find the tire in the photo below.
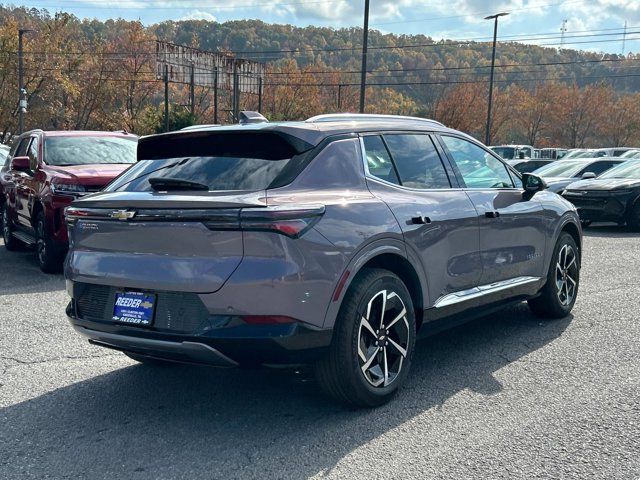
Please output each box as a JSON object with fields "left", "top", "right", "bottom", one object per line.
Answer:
{"left": 124, "top": 351, "right": 174, "bottom": 366}
{"left": 528, "top": 232, "right": 580, "bottom": 319}
{"left": 2, "top": 202, "right": 24, "bottom": 251}
{"left": 315, "top": 268, "right": 416, "bottom": 408}
{"left": 627, "top": 202, "right": 640, "bottom": 231}
{"left": 35, "top": 211, "right": 63, "bottom": 273}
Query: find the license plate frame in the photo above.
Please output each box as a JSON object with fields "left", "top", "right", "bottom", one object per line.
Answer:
{"left": 113, "top": 291, "right": 156, "bottom": 327}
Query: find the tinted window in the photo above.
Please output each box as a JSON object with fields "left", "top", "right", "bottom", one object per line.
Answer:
{"left": 491, "top": 147, "right": 516, "bottom": 159}
{"left": 441, "top": 136, "right": 514, "bottom": 188}
{"left": 15, "top": 138, "right": 31, "bottom": 157}
{"left": 383, "top": 134, "right": 450, "bottom": 189}
{"left": 44, "top": 136, "right": 137, "bottom": 166}
{"left": 362, "top": 135, "right": 399, "bottom": 185}
{"left": 28, "top": 136, "right": 39, "bottom": 171}
{"left": 580, "top": 161, "right": 620, "bottom": 176}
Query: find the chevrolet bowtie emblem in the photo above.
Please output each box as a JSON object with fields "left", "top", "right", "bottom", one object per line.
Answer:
{"left": 110, "top": 210, "right": 137, "bottom": 221}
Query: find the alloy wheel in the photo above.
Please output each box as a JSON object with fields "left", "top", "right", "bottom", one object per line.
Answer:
{"left": 357, "top": 289, "right": 410, "bottom": 388}
{"left": 555, "top": 244, "right": 578, "bottom": 306}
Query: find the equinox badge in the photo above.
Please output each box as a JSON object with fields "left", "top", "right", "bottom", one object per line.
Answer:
{"left": 110, "top": 210, "right": 137, "bottom": 221}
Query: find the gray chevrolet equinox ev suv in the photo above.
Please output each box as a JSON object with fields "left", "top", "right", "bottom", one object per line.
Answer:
{"left": 65, "top": 114, "right": 582, "bottom": 407}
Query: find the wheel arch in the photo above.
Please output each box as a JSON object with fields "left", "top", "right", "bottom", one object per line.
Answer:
{"left": 323, "top": 240, "right": 427, "bottom": 331}
{"left": 560, "top": 220, "right": 582, "bottom": 259}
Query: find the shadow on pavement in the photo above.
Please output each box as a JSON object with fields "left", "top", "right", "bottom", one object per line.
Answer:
{"left": 0, "top": 240, "right": 65, "bottom": 295}
{"left": 0, "top": 304, "right": 571, "bottom": 479}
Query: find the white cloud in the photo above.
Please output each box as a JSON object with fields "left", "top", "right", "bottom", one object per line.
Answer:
{"left": 180, "top": 9, "right": 217, "bottom": 22}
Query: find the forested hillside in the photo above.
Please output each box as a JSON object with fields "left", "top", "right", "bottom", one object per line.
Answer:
{"left": 1, "top": 6, "right": 639, "bottom": 146}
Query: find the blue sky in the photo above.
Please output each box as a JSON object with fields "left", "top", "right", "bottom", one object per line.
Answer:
{"left": 12, "top": 0, "right": 640, "bottom": 54}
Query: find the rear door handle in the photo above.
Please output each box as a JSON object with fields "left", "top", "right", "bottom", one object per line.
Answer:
{"left": 485, "top": 211, "right": 501, "bottom": 219}
{"left": 410, "top": 216, "right": 432, "bottom": 225}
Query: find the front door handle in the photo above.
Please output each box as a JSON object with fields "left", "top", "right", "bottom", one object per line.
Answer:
{"left": 410, "top": 216, "right": 432, "bottom": 225}
{"left": 485, "top": 211, "right": 501, "bottom": 219}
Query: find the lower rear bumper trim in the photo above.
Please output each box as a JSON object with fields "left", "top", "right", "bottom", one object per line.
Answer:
{"left": 73, "top": 325, "right": 239, "bottom": 367}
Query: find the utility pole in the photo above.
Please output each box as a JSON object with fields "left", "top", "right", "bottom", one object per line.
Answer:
{"left": 337, "top": 84, "right": 343, "bottom": 110}
{"left": 163, "top": 64, "right": 169, "bottom": 132}
{"left": 232, "top": 61, "right": 239, "bottom": 122}
{"left": 484, "top": 12, "right": 509, "bottom": 146}
{"left": 190, "top": 63, "right": 195, "bottom": 116}
{"left": 622, "top": 21, "right": 628, "bottom": 55}
{"left": 359, "top": 0, "right": 370, "bottom": 113}
{"left": 560, "top": 19, "right": 568, "bottom": 49}
{"left": 18, "top": 28, "right": 35, "bottom": 134}
{"left": 258, "top": 76, "right": 263, "bottom": 113}
{"left": 213, "top": 67, "right": 219, "bottom": 124}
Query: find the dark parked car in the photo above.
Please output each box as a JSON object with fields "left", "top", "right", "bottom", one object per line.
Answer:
{"left": 507, "top": 159, "right": 554, "bottom": 174}
{"left": 532, "top": 158, "right": 624, "bottom": 193}
{"left": 2, "top": 130, "right": 138, "bottom": 272}
{"left": 562, "top": 160, "right": 640, "bottom": 229}
{"left": 64, "top": 114, "right": 582, "bottom": 407}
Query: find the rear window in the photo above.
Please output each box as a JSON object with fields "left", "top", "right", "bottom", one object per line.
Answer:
{"left": 491, "top": 147, "right": 516, "bottom": 159}
{"left": 44, "top": 136, "right": 137, "bottom": 166}
{"left": 108, "top": 131, "right": 306, "bottom": 193}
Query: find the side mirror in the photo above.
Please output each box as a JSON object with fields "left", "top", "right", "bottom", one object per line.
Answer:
{"left": 522, "top": 173, "right": 547, "bottom": 193}
{"left": 10, "top": 156, "right": 30, "bottom": 172}
{"left": 581, "top": 172, "right": 597, "bottom": 180}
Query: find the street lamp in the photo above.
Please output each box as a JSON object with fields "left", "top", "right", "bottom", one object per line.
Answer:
{"left": 483, "top": 12, "right": 509, "bottom": 146}
{"left": 18, "top": 28, "right": 37, "bottom": 135}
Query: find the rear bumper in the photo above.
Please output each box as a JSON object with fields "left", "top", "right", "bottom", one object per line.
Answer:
{"left": 67, "top": 301, "right": 332, "bottom": 367}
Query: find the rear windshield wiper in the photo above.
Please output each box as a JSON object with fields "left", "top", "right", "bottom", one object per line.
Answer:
{"left": 148, "top": 177, "right": 209, "bottom": 191}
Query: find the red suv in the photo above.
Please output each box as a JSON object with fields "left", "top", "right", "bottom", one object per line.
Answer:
{"left": 2, "top": 130, "right": 138, "bottom": 272}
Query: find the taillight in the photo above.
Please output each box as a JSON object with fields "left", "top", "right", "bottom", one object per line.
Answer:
{"left": 238, "top": 205, "right": 325, "bottom": 238}
{"left": 65, "top": 204, "right": 325, "bottom": 238}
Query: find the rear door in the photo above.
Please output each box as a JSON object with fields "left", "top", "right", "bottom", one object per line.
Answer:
{"left": 438, "top": 134, "right": 547, "bottom": 287}
{"left": 361, "top": 133, "right": 481, "bottom": 307}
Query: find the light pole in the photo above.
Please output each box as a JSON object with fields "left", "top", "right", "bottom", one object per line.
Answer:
{"left": 18, "top": 28, "right": 36, "bottom": 134}
{"left": 484, "top": 12, "right": 508, "bottom": 146}
{"left": 359, "top": 0, "right": 370, "bottom": 113}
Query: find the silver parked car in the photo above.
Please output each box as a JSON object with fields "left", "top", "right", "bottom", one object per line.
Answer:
{"left": 532, "top": 158, "right": 625, "bottom": 193}
{"left": 64, "top": 114, "right": 582, "bottom": 407}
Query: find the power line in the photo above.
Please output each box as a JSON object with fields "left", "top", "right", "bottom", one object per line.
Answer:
{"left": 2, "top": 29, "right": 639, "bottom": 59}
{"left": 262, "top": 72, "right": 640, "bottom": 87}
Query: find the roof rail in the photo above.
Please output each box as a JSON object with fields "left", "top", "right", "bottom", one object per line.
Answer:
{"left": 306, "top": 113, "right": 444, "bottom": 127}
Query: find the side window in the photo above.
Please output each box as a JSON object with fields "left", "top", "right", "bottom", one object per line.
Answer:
{"left": 28, "top": 136, "right": 39, "bottom": 171}
{"left": 583, "top": 161, "right": 617, "bottom": 176}
{"left": 383, "top": 134, "right": 451, "bottom": 189}
{"left": 362, "top": 136, "right": 400, "bottom": 185}
{"left": 15, "top": 138, "right": 31, "bottom": 157}
{"left": 441, "top": 135, "right": 514, "bottom": 189}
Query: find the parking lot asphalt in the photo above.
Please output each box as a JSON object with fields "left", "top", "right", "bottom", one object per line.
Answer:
{"left": 1, "top": 226, "right": 639, "bottom": 480}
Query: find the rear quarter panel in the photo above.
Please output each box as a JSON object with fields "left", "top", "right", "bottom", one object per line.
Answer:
{"left": 267, "top": 137, "right": 407, "bottom": 329}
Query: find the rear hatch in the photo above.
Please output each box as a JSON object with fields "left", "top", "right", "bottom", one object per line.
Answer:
{"left": 66, "top": 129, "right": 315, "bottom": 293}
